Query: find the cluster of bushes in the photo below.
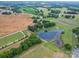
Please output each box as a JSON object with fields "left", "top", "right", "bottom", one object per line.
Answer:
{"left": 73, "top": 27, "right": 79, "bottom": 35}
{"left": 48, "top": 13, "right": 59, "bottom": 18}
{"left": 38, "top": 10, "right": 44, "bottom": 16}
{"left": 28, "top": 20, "right": 55, "bottom": 32}
{"left": 42, "top": 20, "right": 55, "bottom": 28}
{"left": 47, "top": 10, "right": 60, "bottom": 18}
{"left": 51, "top": 10, "right": 61, "bottom": 14}
{"left": 0, "top": 33, "right": 42, "bottom": 58}
{"left": 64, "top": 15, "right": 75, "bottom": 19}
{"left": 64, "top": 44, "right": 72, "bottom": 51}
{"left": 32, "top": 16, "right": 40, "bottom": 20}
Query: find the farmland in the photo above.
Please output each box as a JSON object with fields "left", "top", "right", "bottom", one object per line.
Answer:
{"left": 0, "top": 32, "right": 24, "bottom": 47}
{"left": 0, "top": 1, "right": 79, "bottom": 58}
{"left": 0, "top": 13, "right": 33, "bottom": 36}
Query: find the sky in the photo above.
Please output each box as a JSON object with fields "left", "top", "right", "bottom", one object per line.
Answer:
{"left": 0, "top": 0, "right": 79, "bottom": 1}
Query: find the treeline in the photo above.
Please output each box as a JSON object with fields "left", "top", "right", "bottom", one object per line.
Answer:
{"left": 73, "top": 27, "right": 79, "bottom": 47}
{"left": 0, "top": 33, "right": 42, "bottom": 58}
{"left": 68, "top": 7, "right": 79, "bottom": 12}
{"left": 64, "top": 15, "right": 75, "bottom": 19}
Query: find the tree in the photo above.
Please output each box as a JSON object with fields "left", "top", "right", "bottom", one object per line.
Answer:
{"left": 28, "top": 26, "right": 36, "bottom": 32}
{"left": 72, "top": 15, "right": 75, "bottom": 18}
{"left": 24, "top": 40, "right": 32, "bottom": 47}
{"left": 65, "top": 15, "right": 71, "bottom": 18}
{"left": 64, "top": 44, "right": 72, "bottom": 51}
{"left": 33, "top": 19, "right": 38, "bottom": 23}
{"left": 73, "top": 27, "right": 79, "bottom": 35}
{"left": 42, "top": 20, "right": 55, "bottom": 28}
{"left": 44, "top": 29, "right": 48, "bottom": 32}
{"left": 20, "top": 42, "right": 29, "bottom": 50}
{"left": 10, "top": 48, "right": 18, "bottom": 56}
{"left": 15, "top": 47, "right": 23, "bottom": 54}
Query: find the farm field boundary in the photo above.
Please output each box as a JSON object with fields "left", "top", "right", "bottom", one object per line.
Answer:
{"left": 0, "top": 31, "right": 26, "bottom": 49}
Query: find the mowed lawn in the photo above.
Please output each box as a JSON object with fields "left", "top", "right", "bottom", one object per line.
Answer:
{"left": 0, "top": 32, "right": 24, "bottom": 46}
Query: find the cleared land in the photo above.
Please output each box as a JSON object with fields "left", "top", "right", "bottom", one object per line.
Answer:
{"left": 0, "top": 13, "right": 33, "bottom": 36}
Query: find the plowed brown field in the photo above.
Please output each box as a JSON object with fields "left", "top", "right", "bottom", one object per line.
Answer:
{"left": 0, "top": 13, "right": 33, "bottom": 36}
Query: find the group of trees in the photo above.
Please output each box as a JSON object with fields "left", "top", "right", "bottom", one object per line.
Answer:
{"left": 48, "top": 13, "right": 59, "bottom": 18}
{"left": 51, "top": 10, "right": 61, "bottom": 14}
{"left": 73, "top": 27, "right": 79, "bottom": 35}
{"left": 32, "top": 16, "right": 40, "bottom": 20}
{"left": 0, "top": 33, "right": 42, "bottom": 58}
{"left": 47, "top": 9, "right": 60, "bottom": 18}
{"left": 64, "top": 15, "right": 75, "bottom": 19}
{"left": 68, "top": 7, "right": 79, "bottom": 12}
{"left": 28, "top": 19, "right": 56, "bottom": 32}
{"left": 73, "top": 27, "right": 79, "bottom": 47}
{"left": 42, "top": 20, "right": 55, "bottom": 28}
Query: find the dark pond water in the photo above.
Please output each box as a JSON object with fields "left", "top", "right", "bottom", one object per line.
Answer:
{"left": 38, "top": 30, "right": 63, "bottom": 40}
{"left": 37, "top": 29, "right": 64, "bottom": 47}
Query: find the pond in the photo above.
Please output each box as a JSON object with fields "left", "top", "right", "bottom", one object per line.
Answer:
{"left": 37, "top": 29, "right": 64, "bottom": 47}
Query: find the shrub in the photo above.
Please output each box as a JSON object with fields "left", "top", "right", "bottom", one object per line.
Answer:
{"left": 64, "top": 44, "right": 72, "bottom": 51}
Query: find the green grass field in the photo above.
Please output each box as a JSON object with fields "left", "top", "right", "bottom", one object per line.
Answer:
{"left": 19, "top": 7, "right": 36, "bottom": 14}
{"left": 46, "top": 17, "right": 73, "bottom": 46}
{"left": 43, "top": 41, "right": 60, "bottom": 52}
{"left": 56, "top": 24, "right": 73, "bottom": 46}
{"left": 0, "top": 32, "right": 24, "bottom": 46}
